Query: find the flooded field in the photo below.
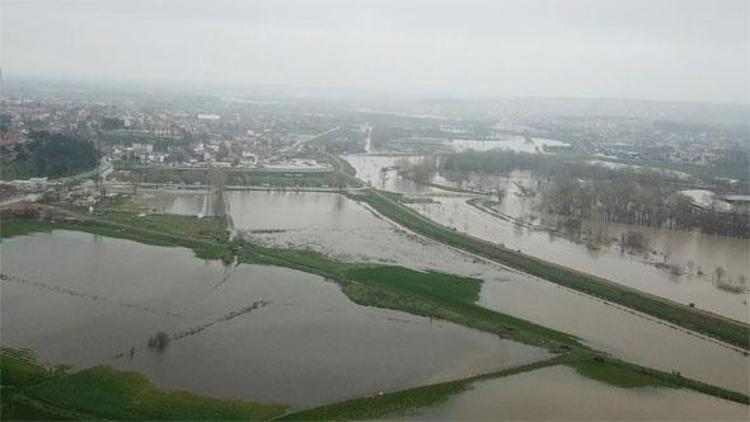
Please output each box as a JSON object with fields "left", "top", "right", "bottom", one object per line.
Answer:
{"left": 343, "top": 154, "right": 749, "bottom": 322}
{"left": 344, "top": 154, "right": 441, "bottom": 193}
{"left": 226, "top": 190, "right": 749, "bottom": 394}
{"left": 410, "top": 196, "right": 749, "bottom": 322}
{"left": 0, "top": 230, "right": 551, "bottom": 408}
{"left": 405, "top": 365, "right": 749, "bottom": 421}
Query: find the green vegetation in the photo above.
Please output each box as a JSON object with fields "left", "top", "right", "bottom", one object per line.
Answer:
{"left": 441, "top": 150, "right": 749, "bottom": 237}
{"left": 568, "top": 357, "right": 670, "bottom": 389}
{"left": 25, "top": 367, "right": 286, "bottom": 420}
{"left": 567, "top": 355, "right": 749, "bottom": 405}
{"left": 1, "top": 132, "right": 99, "bottom": 180}
{"left": 339, "top": 267, "right": 576, "bottom": 348}
{"left": 0, "top": 349, "right": 286, "bottom": 421}
{"left": 347, "top": 190, "right": 750, "bottom": 349}
{"left": 101, "top": 211, "right": 229, "bottom": 242}
{"left": 347, "top": 266, "right": 480, "bottom": 303}
{"left": 0, "top": 217, "right": 57, "bottom": 239}
{"left": 0, "top": 349, "right": 65, "bottom": 388}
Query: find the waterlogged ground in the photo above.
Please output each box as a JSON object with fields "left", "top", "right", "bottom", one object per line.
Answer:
{"left": 409, "top": 196, "right": 750, "bottom": 322}
{"left": 343, "top": 154, "right": 749, "bottom": 321}
{"left": 226, "top": 190, "right": 749, "bottom": 394}
{"left": 403, "top": 366, "right": 749, "bottom": 421}
{"left": 344, "top": 154, "right": 442, "bottom": 194}
{"left": 0, "top": 230, "right": 550, "bottom": 408}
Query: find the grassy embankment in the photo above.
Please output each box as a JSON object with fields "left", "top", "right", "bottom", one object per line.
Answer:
{"left": 0, "top": 349, "right": 287, "bottom": 420}
{"left": 2, "top": 214, "right": 748, "bottom": 420}
{"left": 347, "top": 190, "right": 750, "bottom": 350}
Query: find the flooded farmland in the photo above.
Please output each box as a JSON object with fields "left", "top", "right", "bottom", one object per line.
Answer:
{"left": 344, "top": 154, "right": 750, "bottom": 322}
{"left": 0, "top": 230, "right": 551, "bottom": 408}
{"left": 405, "top": 365, "right": 749, "bottom": 421}
{"left": 410, "top": 196, "right": 750, "bottom": 322}
{"left": 225, "top": 190, "right": 749, "bottom": 394}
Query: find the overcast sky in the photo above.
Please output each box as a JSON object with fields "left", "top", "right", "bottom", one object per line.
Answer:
{"left": 2, "top": 0, "right": 748, "bottom": 102}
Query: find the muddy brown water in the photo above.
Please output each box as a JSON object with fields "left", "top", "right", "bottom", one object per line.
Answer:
{"left": 345, "top": 154, "right": 749, "bottom": 322}
{"left": 0, "top": 230, "right": 550, "bottom": 408}
{"left": 226, "top": 190, "right": 749, "bottom": 394}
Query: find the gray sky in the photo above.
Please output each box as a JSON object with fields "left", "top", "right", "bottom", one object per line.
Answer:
{"left": 2, "top": 0, "right": 748, "bottom": 102}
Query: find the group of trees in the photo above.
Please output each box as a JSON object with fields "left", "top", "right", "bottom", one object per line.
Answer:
{"left": 2, "top": 132, "right": 99, "bottom": 180}
{"left": 398, "top": 156, "right": 438, "bottom": 183}
{"left": 440, "top": 150, "right": 750, "bottom": 238}
{"left": 538, "top": 174, "right": 748, "bottom": 238}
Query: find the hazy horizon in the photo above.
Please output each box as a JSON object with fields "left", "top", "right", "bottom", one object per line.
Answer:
{"left": 2, "top": 0, "right": 749, "bottom": 104}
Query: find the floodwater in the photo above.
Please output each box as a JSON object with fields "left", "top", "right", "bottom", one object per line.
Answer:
{"left": 225, "top": 190, "right": 749, "bottom": 394}
{"left": 344, "top": 154, "right": 442, "bottom": 194}
{"left": 410, "top": 196, "right": 749, "bottom": 322}
{"left": 343, "top": 154, "right": 749, "bottom": 322}
{"left": 405, "top": 365, "right": 749, "bottom": 421}
{"left": 0, "top": 230, "right": 549, "bottom": 408}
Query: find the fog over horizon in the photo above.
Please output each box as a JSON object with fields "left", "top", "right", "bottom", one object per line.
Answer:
{"left": 2, "top": 0, "right": 748, "bottom": 104}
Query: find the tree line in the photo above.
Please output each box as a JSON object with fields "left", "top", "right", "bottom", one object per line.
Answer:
{"left": 441, "top": 150, "right": 750, "bottom": 238}
{"left": 2, "top": 132, "right": 99, "bottom": 180}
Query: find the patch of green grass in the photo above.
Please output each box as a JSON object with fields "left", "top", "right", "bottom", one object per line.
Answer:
{"left": 102, "top": 211, "right": 229, "bottom": 242}
{"left": 339, "top": 267, "right": 578, "bottom": 350}
{"left": 0, "top": 218, "right": 56, "bottom": 240}
{"left": 568, "top": 357, "right": 669, "bottom": 389}
{"left": 0, "top": 349, "right": 61, "bottom": 388}
{"left": 345, "top": 266, "right": 481, "bottom": 303}
{"left": 23, "top": 366, "right": 286, "bottom": 421}
{"left": 570, "top": 356, "right": 750, "bottom": 405}
{"left": 348, "top": 190, "right": 750, "bottom": 350}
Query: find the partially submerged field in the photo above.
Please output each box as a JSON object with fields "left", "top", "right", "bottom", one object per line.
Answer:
{"left": 1, "top": 208, "right": 748, "bottom": 420}
{"left": 346, "top": 190, "right": 750, "bottom": 350}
